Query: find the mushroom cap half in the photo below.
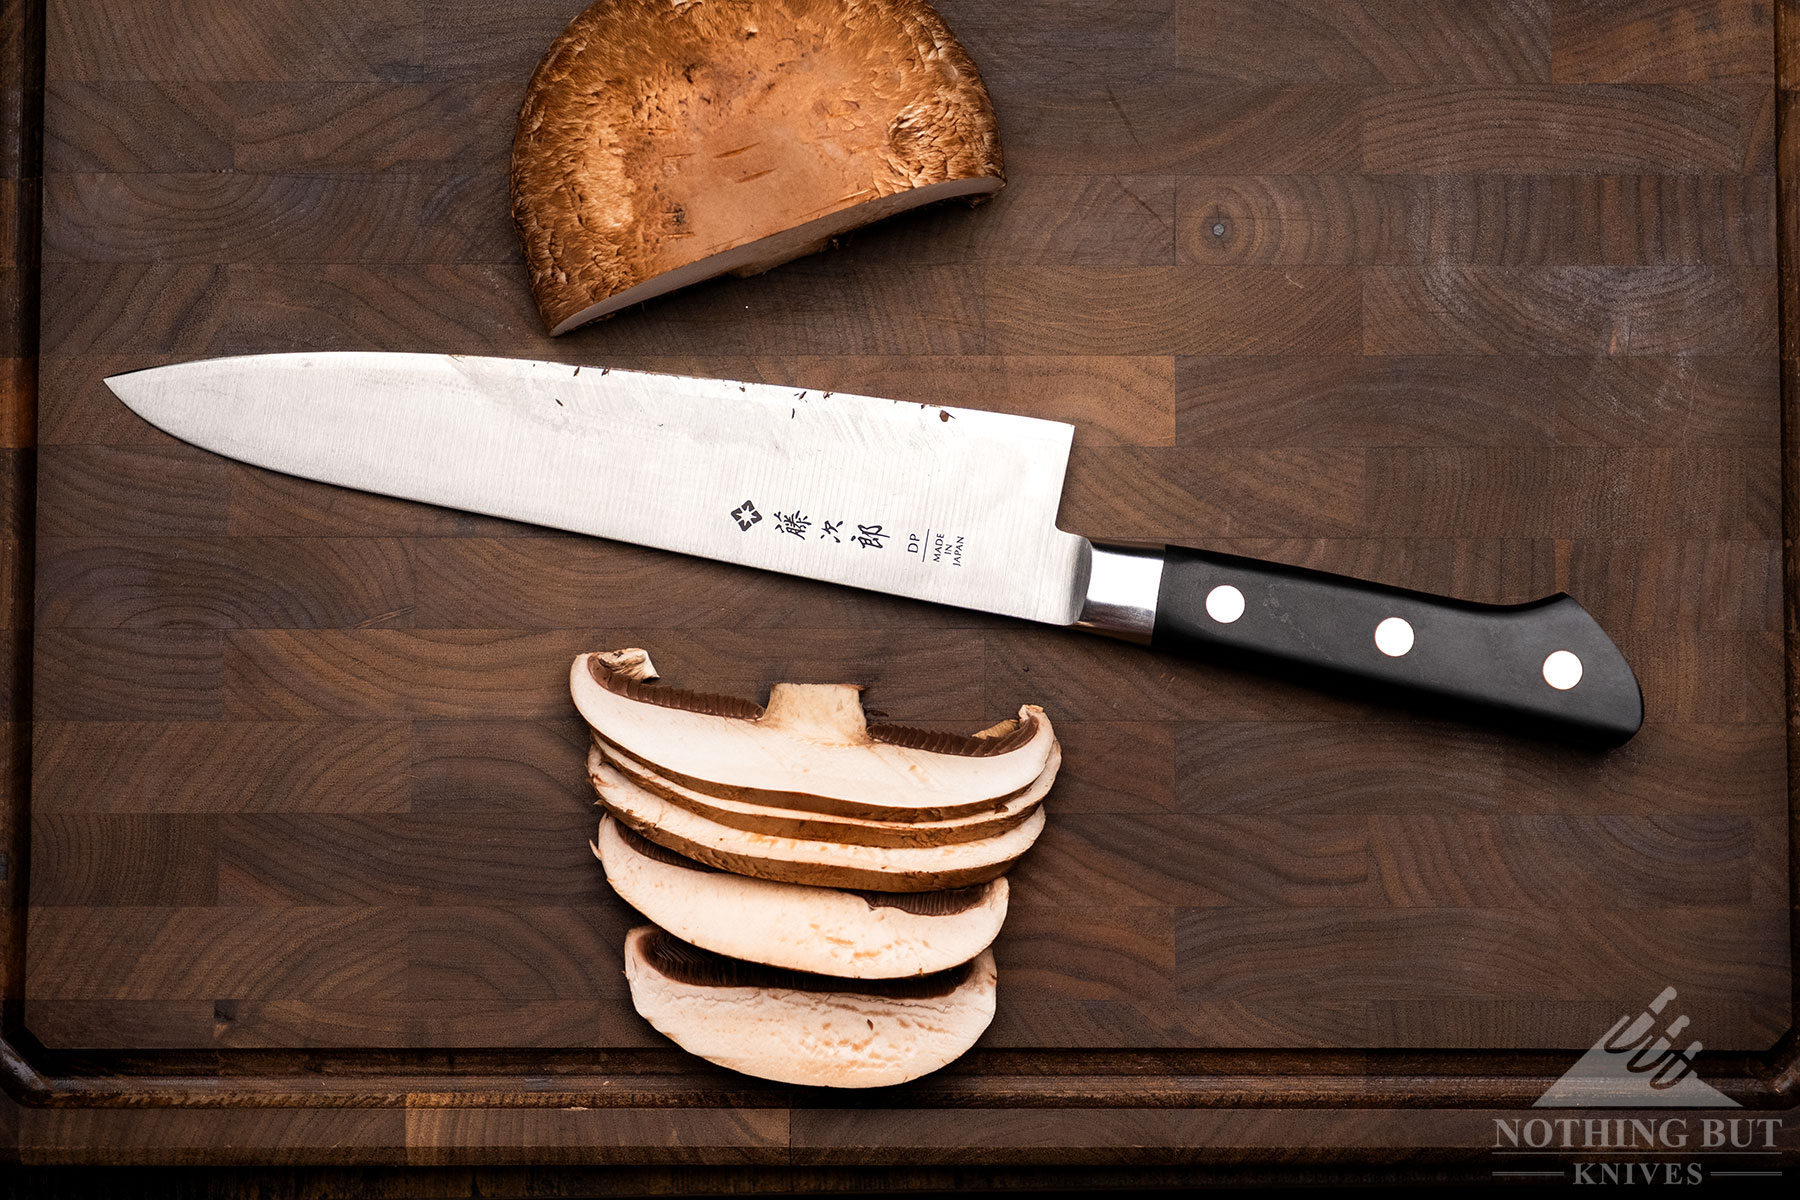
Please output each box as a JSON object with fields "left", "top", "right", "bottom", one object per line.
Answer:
{"left": 571, "top": 651, "right": 1056, "bottom": 820}
{"left": 590, "top": 749, "right": 1046, "bottom": 891}
{"left": 624, "top": 925, "right": 997, "bottom": 1087}
{"left": 512, "top": 0, "right": 1005, "bottom": 335}
{"left": 596, "top": 814, "right": 1008, "bottom": 977}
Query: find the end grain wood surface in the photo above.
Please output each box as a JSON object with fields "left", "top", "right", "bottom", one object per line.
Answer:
{"left": 0, "top": 0, "right": 1796, "bottom": 1169}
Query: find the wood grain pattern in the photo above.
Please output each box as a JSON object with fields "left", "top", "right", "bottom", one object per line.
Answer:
{"left": 216, "top": 813, "right": 605, "bottom": 906}
{"left": 1176, "top": 0, "right": 1552, "bottom": 82}
{"left": 25, "top": 906, "right": 407, "bottom": 1000}
{"left": 1177, "top": 175, "right": 1775, "bottom": 266}
{"left": 221, "top": 628, "right": 990, "bottom": 721}
{"left": 403, "top": 1108, "right": 789, "bottom": 1167}
{"left": 31, "top": 721, "right": 411, "bottom": 812}
{"left": 19, "top": 1109, "right": 411, "bottom": 1166}
{"left": 1362, "top": 83, "right": 1770, "bottom": 174}
{"left": 35, "top": 536, "right": 416, "bottom": 628}
{"left": 42, "top": 172, "right": 510, "bottom": 265}
{"left": 6, "top": 0, "right": 1794, "bottom": 1170}
{"left": 985, "top": 266, "right": 1361, "bottom": 355}
{"left": 1362, "top": 266, "right": 1776, "bottom": 356}
{"left": 47, "top": 0, "right": 426, "bottom": 83}
{"left": 1181, "top": 357, "right": 1780, "bottom": 449}
{"left": 1553, "top": 0, "right": 1776, "bottom": 83}
{"left": 30, "top": 813, "right": 216, "bottom": 905}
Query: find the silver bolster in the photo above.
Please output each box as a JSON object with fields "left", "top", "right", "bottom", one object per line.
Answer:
{"left": 1074, "top": 542, "right": 1165, "bottom": 643}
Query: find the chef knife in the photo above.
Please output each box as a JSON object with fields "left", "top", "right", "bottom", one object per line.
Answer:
{"left": 105, "top": 352, "right": 1643, "bottom": 746}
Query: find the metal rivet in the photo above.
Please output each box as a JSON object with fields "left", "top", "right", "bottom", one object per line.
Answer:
{"left": 1211, "top": 222, "right": 1226, "bottom": 237}
{"left": 1374, "top": 616, "right": 1414, "bottom": 657}
{"left": 1543, "top": 650, "right": 1583, "bottom": 690}
{"left": 1204, "top": 584, "right": 1245, "bottom": 624}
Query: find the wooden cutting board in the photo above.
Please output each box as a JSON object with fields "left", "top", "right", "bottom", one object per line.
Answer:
{"left": 2, "top": 0, "right": 1795, "bottom": 1171}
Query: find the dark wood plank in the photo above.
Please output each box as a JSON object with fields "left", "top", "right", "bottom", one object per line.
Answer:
{"left": 786, "top": 1108, "right": 1558, "bottom": 1164}
{"left": 23, "top": 906, "right": 407, "bottom": 999}
{"left": 41, "top": 171, "right": 511, "bottom": 265}
{"left": 211, "top": 998, "right": 647, "bottom": 1049}
{"left": 43, "top": 260, "right": 994, "bottom": 357}
{"left": 35, "top": 536, "right": 416, "bottom": 628}
{"left": 422, "top": 0, "right": 597, "bottom": 83}
{"left": 1177, "top": 721, "right": 1788, "bottom": 816}
{"left": 1623, "top": 630, "right": 1786, "bottom": 723}
{"left": 830, "top": 174, "right": 1177, "bottom": 268}
{"left": 33, "top": 629, "right": 222, "bottom": 720}
{"left": 1176, "top": 907, "right": 1570, "bottom": 1004}
{"left": 406, "top": 906, "right": 635, "bottom": 1001}
{"left": 1360, "top": 447, "right": 1771, "bottom": 538}
{"left": 1174, "top": 0, "right": 1552, "bottom": 82}
{"left": 35, "top": 442, "right": 230, "bottom": 536}
{"left": 1362, "top": 82, "right": 1770, "bottom": 174}
{"left": 223, "top": 628, "right": 991, "bottom": 722}
{"left": 1062, "top": 447, "right": 1368, "bottom": 541}
{"left": 31, "top": 721, "right": 411, "bottom": 813}
{"left": 1362, "top": 266, "right": 1776, "bottom": 356}
{"left": 1553, "top": 0, "right": 1776, "bottom": 82}
{"left": 39, "top": 262, "right": 533, "bottom": 357}
{"left": 1180, "top": 358, "right": 1560, "bottom": 447}
{"left": 1029, "top": 721, "right": 1175, "bottom": 816}
{"left": 217, "top": 813, "right": 604, "bottom": 907}
{"left": 46, "top": 0, "right": 425, "bottom": 82}
{"left": 409, "top": 718, "right": 588, "bottom": 812}
{"left": 985, "top": 266, "right": 1360, "bottom": 355}
{"left": 231, "top": 82, "right": 517, "bottom": 171}
{"left": 403, "top": 1108, "right": 789, "bottom": 1167}
{"left": 1177, "top": 175, "right": 1775, "bottom": 266}
{"left": 1565, "top": 538, "right": 1783, "bottom": 631}
{"left": 41, "top": 81, "right": 232, "bottom": 173}
{"left": 29, "top": 813, "right": 216, "bottom": 905}
{"left": 1363, "top": 815, "right": 1756, "bottom": 907}
{"left": 19, "top": 1108, "right": 408, "bottom": 1166}
{"left": 21, "top": 998, "right": 213, "bottom": 1049}
{"left": 1011, "top": 815, "right": 1379, "bottom": 909}
{"left": 996, "top": 81, "right": 1363, "bottom": 176}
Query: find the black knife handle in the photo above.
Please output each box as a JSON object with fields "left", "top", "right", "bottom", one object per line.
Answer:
{"left": 1145, "top": 546, "right": 1643, "bottom": 746}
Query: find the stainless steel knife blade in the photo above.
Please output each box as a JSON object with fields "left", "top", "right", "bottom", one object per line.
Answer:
{"left": 106, "top": 352, "right": 1091, "bottom": 626}
{"left": 104, "top": 351, "right": 1645, "bottom": 746}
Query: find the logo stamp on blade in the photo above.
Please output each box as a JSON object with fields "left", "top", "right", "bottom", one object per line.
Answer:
{"left": 729, "top": 500, "right": 761, "bottom": 531}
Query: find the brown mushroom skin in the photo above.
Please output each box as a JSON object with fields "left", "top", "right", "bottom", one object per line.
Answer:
{"left": 595, "top": 815, "right": 1010, "bottom": 978}
{"left": 595, "top": 734, "right": 1058, "bottom": 848}
{"left": 511, "top": 0, "right": 1005, "bottom": 334}
{"left": 590, "top": 749, "right": 1047, "bottom": 892}
{"left": 570, "top": 652, "right": 1058, "bottom": 821}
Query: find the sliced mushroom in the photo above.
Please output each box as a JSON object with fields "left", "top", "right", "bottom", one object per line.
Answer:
{"left": 511, "top": 0, "right": 1004, "bottom": 335}
{"left": 571, "top": 651, "right": 1056, "bottom": 821}
{"left": 590, "top": 750, "right": 1045, "bottom": 892}
{"left": 624, "top": 925, "right": 997, "bottom": 1087}
{"left": 595, "top": 735, "right": 1058, "bottom": 848}
{"left": 595, "top": 815, "right": 1007, "bottom": 977}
